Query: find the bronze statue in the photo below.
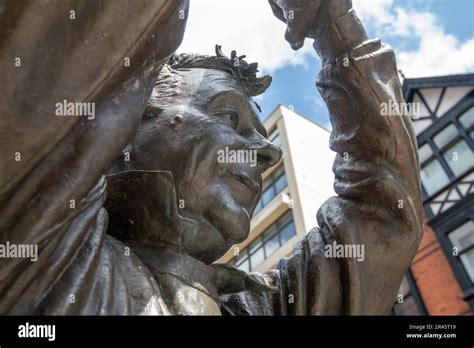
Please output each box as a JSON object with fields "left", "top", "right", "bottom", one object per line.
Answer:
{"left": 0, "top": 0, "right": 423, "bottom": 315}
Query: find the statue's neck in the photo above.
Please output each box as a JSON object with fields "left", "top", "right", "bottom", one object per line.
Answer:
{"left": 104, "top": 170, "right": 224, "bottom": 314}
{"left": 103, "top": 169, "right": 277, "bottom": 314}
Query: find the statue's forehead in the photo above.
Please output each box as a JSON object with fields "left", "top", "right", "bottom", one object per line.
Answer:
{"left": 177, "top": 68, "right": 264, "bottom": 132}
{"left": 178, "top": 68, "right": 253, "bottom": 104}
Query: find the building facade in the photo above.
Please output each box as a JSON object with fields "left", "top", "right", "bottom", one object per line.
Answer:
{"left": 218, "top": 105, "right": 335, "bottom": 272}
{"left": 393, "top": 74, "right": 474, "bottom": 315}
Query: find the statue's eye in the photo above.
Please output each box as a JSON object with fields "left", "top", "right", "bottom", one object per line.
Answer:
{"left": 214, "top": 110, "right": 239, "bottom": 129}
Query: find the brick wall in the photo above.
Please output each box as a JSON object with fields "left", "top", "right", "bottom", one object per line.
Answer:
{"left": 410, "top": 219, "right": 472, "bottom": 315}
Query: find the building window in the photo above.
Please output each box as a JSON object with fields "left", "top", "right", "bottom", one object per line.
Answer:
{"left": 410, "top": 84, "right": 473, "bottom": 202}
{"left": 459, "top": 106, "right": 474, "bottom": 140}
{"left": 420, "top": 158, "right": 450, "bottom": 196}
{"left": 419, "top": 114, "right": 473, "bottom": 199}
{"left": 392, "top": 273, "right": 426, "bottom": 315}
{"left": 448, "top": 220, "right": 474, "bottom": 283}
{"left": 254, "top": 165, "right": 287, "bottom": 216}
{"left": 410, "top": 86, "right": 473, "bottom": 136}
{"left": 418, "top": 100, "right": 474, "bottom": 219}
{"left": 269, "top": 129, "right": 281, "bottom": 147}
{"left": 431, "top": 122, "right": 474, "bottom": 179}
{"left": 232, "top": 210, "right": 296, "bottom": 272}
{"left": 443, "top": 139, "right": 473, "bottom": 177}
{"left": 414, "top": 93, "right": 473, "bottom": 219}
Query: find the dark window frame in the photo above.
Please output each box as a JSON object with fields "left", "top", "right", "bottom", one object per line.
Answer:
{"left": 417, "top": 94, "right": 474, "bottom": 202}
{"left": 392, "top": 270, "right": 427, "bottom": 315}
{"left": 254, "top": 165, "right": 288, "bottom": 215}
{"left": 233, "top": 210, "right": 296, "bottom": 271}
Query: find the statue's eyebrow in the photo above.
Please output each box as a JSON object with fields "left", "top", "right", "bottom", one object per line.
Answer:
{"left": 206, "top": 90, "right": 247, "bottom": 115}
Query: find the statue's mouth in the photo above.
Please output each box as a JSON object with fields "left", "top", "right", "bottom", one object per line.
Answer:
{"left": 224, "top": 170, "right": 260, "bottom": 195}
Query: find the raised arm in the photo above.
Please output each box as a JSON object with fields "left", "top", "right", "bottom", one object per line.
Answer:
{"left": 269, "top": 0, "right": 423, "bottom": 314}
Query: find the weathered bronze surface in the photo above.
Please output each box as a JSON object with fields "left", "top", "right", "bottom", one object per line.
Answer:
{"left": 0, "top": 0, "right": 423, "bottom": 315}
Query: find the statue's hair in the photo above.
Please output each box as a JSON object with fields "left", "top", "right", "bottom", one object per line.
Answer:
{"left": 145, "top": 45, "right": 271, "bottom": 116}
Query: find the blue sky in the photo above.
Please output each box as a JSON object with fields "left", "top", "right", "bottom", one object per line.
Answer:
{"left": 258, "top": 0, "right": 474, "bottom": 127}
{"left": 179, "top": 0, "right": 474, "bottom": 128}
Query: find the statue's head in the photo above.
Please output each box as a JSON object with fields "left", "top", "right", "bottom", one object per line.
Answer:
{"left": 108, "top": 46, "right": 281, "bottom": 263}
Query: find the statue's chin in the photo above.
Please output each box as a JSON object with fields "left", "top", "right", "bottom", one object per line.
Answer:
{"left": 181, "top": 210, "right": 249, "bottom": 264}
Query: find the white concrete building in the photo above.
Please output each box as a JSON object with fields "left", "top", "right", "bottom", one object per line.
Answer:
{"left": 218, "top": 104, "right": 336, "bottom": 272}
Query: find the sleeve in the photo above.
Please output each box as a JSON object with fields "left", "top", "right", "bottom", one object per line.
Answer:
{"left": 276, "top": 9, "right": 424, "bottom": 315}
{"left": 0, "top": 0, "right": 188, "bottom": 313}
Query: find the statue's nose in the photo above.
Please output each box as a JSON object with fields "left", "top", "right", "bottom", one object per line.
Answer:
{"left": 256, "top": 139, "right": 282, "bottom": 170}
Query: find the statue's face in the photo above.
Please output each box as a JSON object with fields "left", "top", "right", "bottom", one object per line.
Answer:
{"left": 129, "top": 68, "right": 281, "bottom": 263}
